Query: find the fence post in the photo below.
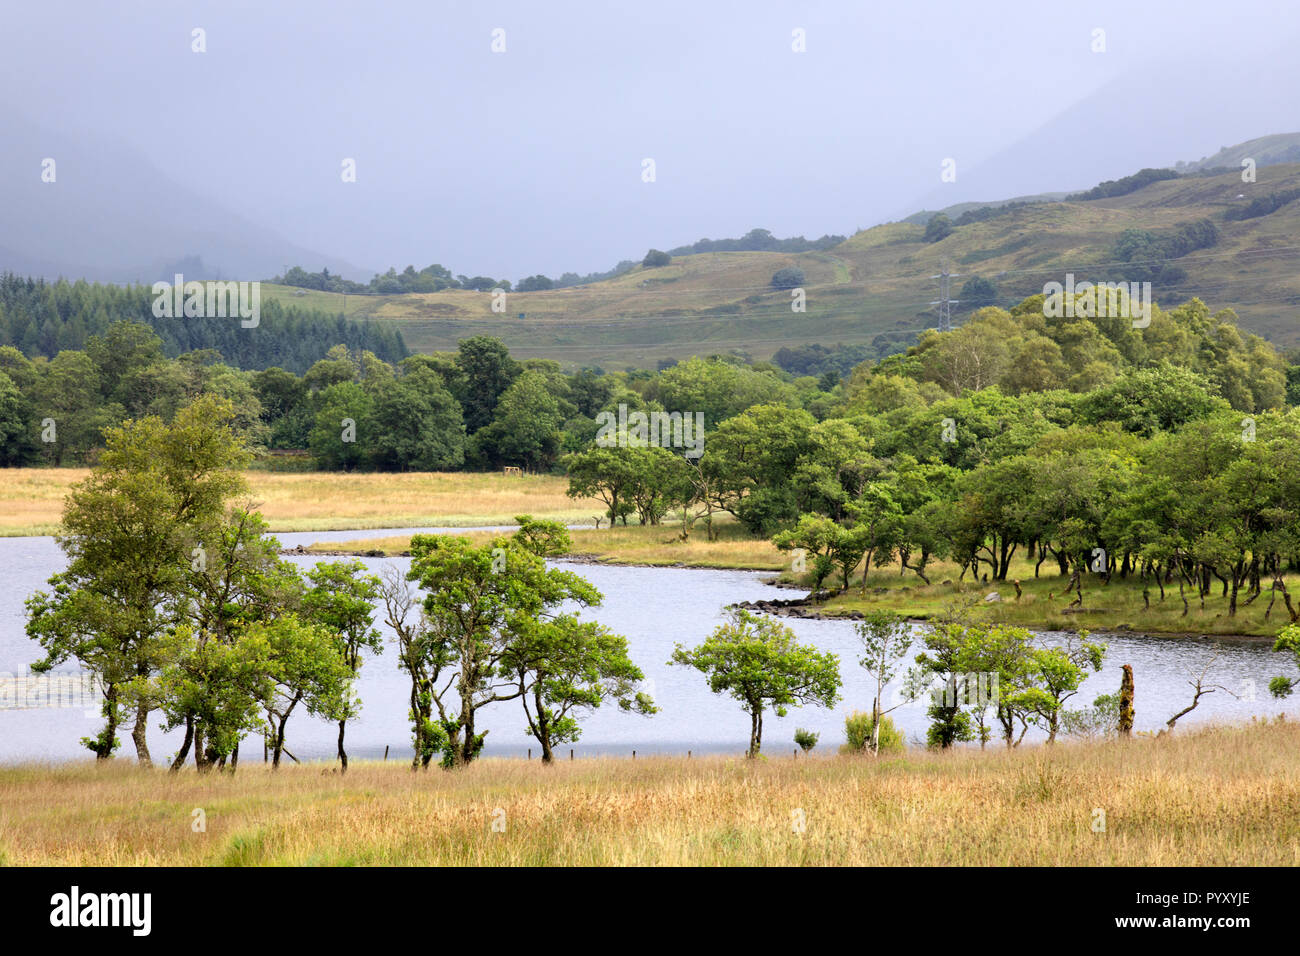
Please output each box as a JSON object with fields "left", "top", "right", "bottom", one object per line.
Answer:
{"left": 384, "top": 745, "right": 389, "bottom": 761}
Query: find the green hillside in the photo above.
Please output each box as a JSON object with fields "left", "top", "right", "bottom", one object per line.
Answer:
{"left": 1183, "top": 131, "right": 1300, "bottom": 172}
{"left": 264, "top": 162, "right": 1300, "bottom": 368}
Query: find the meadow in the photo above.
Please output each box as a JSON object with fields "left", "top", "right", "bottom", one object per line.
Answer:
{"left": 0, "top": 469, "right": 599, "bottom": 536}
{"left": 0, "top": 720, "right": 1294, "bottom": 865}
{"left": 322, "top": 519, "right": 787, "bottom": 570}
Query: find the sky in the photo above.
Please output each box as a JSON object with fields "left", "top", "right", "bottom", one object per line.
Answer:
{"left": 1, "top": 0, "right": 1296, "bottom": 281}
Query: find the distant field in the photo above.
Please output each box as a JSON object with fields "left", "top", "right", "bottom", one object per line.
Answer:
{"left": 309, "top": 520, "right": 786, "bottom": 570}
{"left": 265, "top": 163, "right": 1300, "bottom": 367}
{"left": 1, "top": 721, "right": 1294, "bottom": 865}
{"left": 0, "top": 470, "right": 598, "bottom": 536}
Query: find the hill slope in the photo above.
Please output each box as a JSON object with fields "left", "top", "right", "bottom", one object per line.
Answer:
{"left": 263, "top": 162, "right": 1300, "bottom": 368}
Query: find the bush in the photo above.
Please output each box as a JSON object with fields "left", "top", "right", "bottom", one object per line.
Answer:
{"left": 642, "top": 249, "right": 672, "bottom": 268}
{"left": 794, "top": 727, "right": 819, "bottom": 752}
{"left": 771, "top": 267, "right": 805, "bottom": 290}
{"left": 923, "top": 214, "right": 953, "bottom": 243}
{"left": 841, "top": 711, "right": 905, "bottom": 755}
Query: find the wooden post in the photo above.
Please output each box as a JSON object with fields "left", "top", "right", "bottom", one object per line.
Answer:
{"left": 687, "top": 750, "right": 691, "bottom": 759}
{"left": 528, "top": 748, "right": 532, "bottom": 760}
{"left": 383, "top": 745, "right": 389, "bottom": 761}
{"left": 632, "top": 750, "right": 636, "bottom": 760}
{"left": 570, "top": 749, "right": 574, "bottom": 761}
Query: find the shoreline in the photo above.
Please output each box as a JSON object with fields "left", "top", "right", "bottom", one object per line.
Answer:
{"left": 283, "top": 540, "right": 1278, "bottom": 642}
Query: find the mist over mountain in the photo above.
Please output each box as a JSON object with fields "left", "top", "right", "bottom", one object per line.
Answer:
{"left": 2, "top": 1, "right": 1298, "bottom": 285}
{"left": 896, "top": 32, "right": 1300, "bottom": 223}
{"left": 0, "top": 107, "right": 370, "bottom": 282}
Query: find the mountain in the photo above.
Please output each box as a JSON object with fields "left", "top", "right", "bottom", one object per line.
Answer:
{"left": 895, "top": 33, "right": 1300, "bottom": 225}
{"left": 0, "top": 107, "right": 371, "bottom": 283}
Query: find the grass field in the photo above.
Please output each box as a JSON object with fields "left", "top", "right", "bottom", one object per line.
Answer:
{"left": 1, "top": 720, "right": 1294, "bottom": 865}
{"left": 0, "top": 469, "right": 599, "bottom": 536}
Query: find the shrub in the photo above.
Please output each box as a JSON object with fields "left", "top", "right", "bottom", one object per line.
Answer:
{"left": 794, "top": 727, "right": 819, "bottom": 752}
{"left": 841, "top": 711, "right": 905, "bottom": 755}
{"left": 771, "top": 267, "right": 805, "bottom": 290}
{"left": 923, "top": 214, "right": 954, "bottom": 243}
{"left": 642, "top": 249, "right": 672, "bottom": 268}
{"left": 960, "top": 275, "right": 998, "bottom": 306}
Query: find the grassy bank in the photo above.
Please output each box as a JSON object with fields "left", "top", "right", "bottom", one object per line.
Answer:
{"left": 0, "top": 470, "right": 599, "bottom": 536}
{"left": 799, "top": 553, "right": 1299, "bottom": 638}
{"left": 310, "top": 520, "right": 786, "bottom": 570}
{"left": 1, "top": 721, "right": 1295, "bottom": 865}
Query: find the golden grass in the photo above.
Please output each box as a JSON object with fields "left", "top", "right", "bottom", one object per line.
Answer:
{"left": 307, "top": 519, "right": 786, "bottom": 570}
{"left": 0, "top": 469, "right": 599, "bottom": 536}
{"left": 1, "top": 721, "right": 1296, "bottom": 865}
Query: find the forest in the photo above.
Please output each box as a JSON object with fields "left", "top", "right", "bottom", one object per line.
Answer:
{"left": 0, "top": 274, "right": 407, "bottom": 373}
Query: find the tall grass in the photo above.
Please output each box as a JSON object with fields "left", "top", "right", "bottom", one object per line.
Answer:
{"left": 1, "top": 721, "right": 1295, "bottom": 865}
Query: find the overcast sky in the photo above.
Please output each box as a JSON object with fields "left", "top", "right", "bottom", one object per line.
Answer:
{"left": 1, "top": 0, "right": 1295, "bottom": 280}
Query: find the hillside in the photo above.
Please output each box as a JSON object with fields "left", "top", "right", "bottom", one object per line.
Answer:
{"left": 1183, "top": 132, "right": 1300, "bottom": 172}
{"left": 260, "top": 162, "right": 1300, "bottom": 368}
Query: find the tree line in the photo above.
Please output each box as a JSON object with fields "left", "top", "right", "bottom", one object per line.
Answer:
{"left": 0, "top": 273, "right": 407, "bottom": 373}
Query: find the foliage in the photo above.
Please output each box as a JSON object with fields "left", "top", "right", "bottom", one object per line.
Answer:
{"left": 923, "top": 214, "right": 954, "bottom": 243}
{"left": 670, "top": 608, "right": 841, "bottom": 757}
{"left": 841, "top": 711, "right": 905, "bottom": 754}
{"left": 770, "top": 267, "right": 805, "bottom": 290}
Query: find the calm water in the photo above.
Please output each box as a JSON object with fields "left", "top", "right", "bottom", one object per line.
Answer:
{"left": 0, "top": 528, "right": 1292, "bottom": 763}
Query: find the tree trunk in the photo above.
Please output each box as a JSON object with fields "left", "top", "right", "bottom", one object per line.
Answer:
{"left": 194, "top": 724, "right": 209, "bottom": 772}
{"left": 748, "top": 706, "right": 762, "bottom": 758}
{"left": 337, "top": 718, "right": 348, "bottom": 773}
{"left": 1118, "top": 664, "right": 1134, "bottom": 737}
{"left": 94, "top": 683, "right": 121, "bottom": 760}
{"left": 272, "top": 714, "right": 288, "bottom": 769}
{"left": 170, "top": 715, "right": 194, "bottom": 771}
{"left": 131, "top": 699, "right": 152, "bottom": 766}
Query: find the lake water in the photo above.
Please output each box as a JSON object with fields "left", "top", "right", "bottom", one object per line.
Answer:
{"left": 0, "top": 528, "right": 1292, "bottom": 763}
